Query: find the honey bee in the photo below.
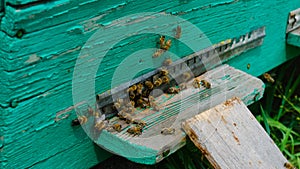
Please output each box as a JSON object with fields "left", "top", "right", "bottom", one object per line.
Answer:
{"left": 154, "top": 78, "right": 163, "bottom": 87}
{"left": 112, "top": 123, "right": 122, "bottom": 132}
{"left": 130, "top": 100, "right": 135, "bottom": 107}
{"left": 153, "top": 49, "right": 165, "bottom": 58}
{"left": 127, "top": 85, "right": 137, "bottom": 92}
{"left": 201, "top": 80, "right": 211, "bottom": 89}
{"left": 136, "top": 98, "right": 148, "bottom": 108}
{"left": 78, "top": 115, "right": 88, "bottom": 124}
{"left": 127, "top": 126, "right": 143, "bottom": 136}
{"left": 192, "top": 78, "right": 200, "bottom": 88}
{"left": 162, "top": 40, "right": 172, "bottom": 50}
{"left": 247, "top": 63, "right": 250, "bottom": 70}
{"left": 151, "top": 102, "right": 161, "bottom": 111}
{"left": 160, "top": 68, "right": 169, "bottom": 76}
{"left": 263, "top": 73, "right": 275, "bottom": 83}
{"left": 114, "top": 102, "right": 121, "bottom": 109}
{"left": 182, "top": 72, "right": 191, "bottom": 81}
{"left": 137, "top": 83, "right": 143, "bottom": 90}
{"left": 161, "top": 76, "right": 170, "bottom": 84}
{"left": 133, "top": 119, "right": 147, "bottom": 128}
{"left": 174, "top": 25, "right": 182, "bottom": 39}
{"left": 129, "top": 91, "right": 135, "bottom": 100}
{"left": 161, "top": 127, "right": 175, "bottom": 135}
{"left": 179, "top": 83, "right": 187, "bottom": 90}
{"left": 167, "top": 87, "right": 180, "bottom": 94}
{"left": 163, "top": 58, "right": 172, "bottom": 66}
{"left": 94, "top": 120, "right": 108, "bottom": 131}
{"left": 123, "top": 113, "right": 133, "bottom": 124}
{"left": 71, "top": 118, "right": 80, "bottom": 126}
{"left": 148, "top": 95, "right": 155, "bottom": 102}
{"left": 145, "top": 81, "right": 154, "bottom": 90}
{"left": 284, "top": 162, "right": 296, "bottom": 169}
{"left": 159, "top": 36, "right": 166, "bottom": 48}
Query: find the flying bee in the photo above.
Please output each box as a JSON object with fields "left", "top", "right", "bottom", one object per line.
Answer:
{"left": 179, "top": 83, "right": 187, "bottom": 90}
{"left": 192, "top": 78, "right": 200, "bottom": 88}
{"left": 159, "top": 68, "right": 169, "bottom": 76}
{"left": 174, "top": 25, "right": 182, "bottom": 39}
{"left": 247, "top": 63, "right": 250, "bottom": 70}
{"left": 117, "top": 110, "right": 127, "bottom": 119}
{"left": 145, "top": 81, "right": 154, "bottom": 90}
{"left": 163, "top": 58, "right": 172, "bottom": 66}
{"left": 78, "top": 115, "right": 88, "bottom": 124}
{"left": 284, "top": 162, "right": 296, "bottom": 169}
{"left": 162, "top": 39, "right": 172, "bottom": 50}
{"left": 182, "top": 72, "right": 191, "bottom": 81}
{"left": 87, "top": 106, "right": 94, "bottom": 116}
{"left": 161, "top": 127, "right": 175, "bottom": 135}
{"left": 123, "top": 113, "right": 133, "bottom": 124}
{"left": 161, "top": 76, "right": 170, "bottom": 84}
{"left": 200, "top": 80, "right": 211, "bottom": 89}
{"left": 154, "top": 78, "right": 162, "bottom": 87}
{"left": 167, "top": 87, "right": 180, "bottom": 94}
{"left": 126, "top": 107, "right": 135, "bottom": 114}
{"left": 153, "top": 49, "right": 165, "bottom": 58}
{"left": 112, "top": 123, "right": 122, "bottom": 132}
{"left": 133, "top": 119, "right": 147, "bottom": 128}
{"left": 263, "top": 73, "right": 275, "bottom": 83}
{"left": 127, "top": 126, "right": 143, "bottom": 136}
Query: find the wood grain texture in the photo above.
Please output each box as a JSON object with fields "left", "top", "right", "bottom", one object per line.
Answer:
{"left": 287, "top": 27, "right": 300, "bottom": 48}
{"left": 96, "top": 64, "right": 264, "bottom": 164}
{"left": 182, "top": 97, "right": 288, "bottom": 169}
{"left": 0, "top": 0, "right": 299, "bottom": 168}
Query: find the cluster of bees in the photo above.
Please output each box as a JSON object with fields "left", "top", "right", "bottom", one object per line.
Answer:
{"left": 153, "top": 25, "right": 182, "bottom": 58}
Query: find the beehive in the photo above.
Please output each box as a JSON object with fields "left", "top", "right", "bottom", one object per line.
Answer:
{"left": 0, "top": 0, "right": 300, "bottom": 168}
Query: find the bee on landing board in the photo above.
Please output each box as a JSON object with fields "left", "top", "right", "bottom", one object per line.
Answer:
{"left": 133, "top": 119, "right": 147, "bottom": 128}
{"left": 127, "top": 126, "right": 143, "bottom": 136}
{"left": 192, "top": 78, "right": 200, "bottom": 88}
{"left": 167, "top": 87, "right": 180, "bottom": 94}
{"left": 179, "top": 83, "right": 187, "bottom": 90}
{"left": 163, "top": 58, "right": 172, "bottom": 66}
{"left": 200, "top": 80, "right": 211, "bottom": 89}
{"left": 112, "top": 123, "right": 122, "bottom": 132}
{"left": 159, "top": 36, "right": 165, "bottom": 48}
{"left": 161, "top": 127, "right": 175, "bottom": 135}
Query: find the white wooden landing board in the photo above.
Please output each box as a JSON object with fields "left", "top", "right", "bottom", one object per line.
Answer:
{"left": 96, "top": 64, "right": 265, "bottom": 164}
{"left": 182, "top": 97, "right": 289, "bottom": 169}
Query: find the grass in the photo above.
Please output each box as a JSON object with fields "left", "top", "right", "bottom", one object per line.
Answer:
{"left": 154, "top": 56, "right": 300, "bottom": 169}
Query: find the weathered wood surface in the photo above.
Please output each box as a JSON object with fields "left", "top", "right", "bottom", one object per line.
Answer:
{"left": 182, "top": 97, "right": 288, "bottom": 169}
{"left": 0, "top": 0, "right": 300, "bottom": 168}
{"left": 96, "top": 64, "right": 264, "bottom": 164}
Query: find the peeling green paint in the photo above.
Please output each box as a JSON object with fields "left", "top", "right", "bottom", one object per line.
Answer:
{"left": 0, "top": 0, "right": 299, "bottom": 168}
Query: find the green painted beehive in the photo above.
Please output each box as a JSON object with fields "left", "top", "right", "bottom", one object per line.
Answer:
{"left": 0, "top": 0, "right": 300, "bottom": 168}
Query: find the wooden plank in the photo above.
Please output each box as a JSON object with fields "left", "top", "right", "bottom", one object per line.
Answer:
{"left": 287, "top": 27, "right": 300, "bottom": 48}
{"left": 95, "top": 64, "right": 265, "bottom": 164}
{"left": 182, "top": 97, "right": 288, "bottom": 169}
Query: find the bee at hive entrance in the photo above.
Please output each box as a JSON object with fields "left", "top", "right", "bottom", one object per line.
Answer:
{"left": 71, "top": 12, "right": 265, "bottom": 163}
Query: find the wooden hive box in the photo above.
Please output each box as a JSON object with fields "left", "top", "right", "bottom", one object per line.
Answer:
{"left": 0, "top": 0, "right": 300, "bottom": 168}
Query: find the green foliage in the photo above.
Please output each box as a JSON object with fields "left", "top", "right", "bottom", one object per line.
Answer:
{"left": 156, "top": 56, "right": 300, "bottom": 169}
{"left": 251, "top": 56, "right": 300, "bottom": 168}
